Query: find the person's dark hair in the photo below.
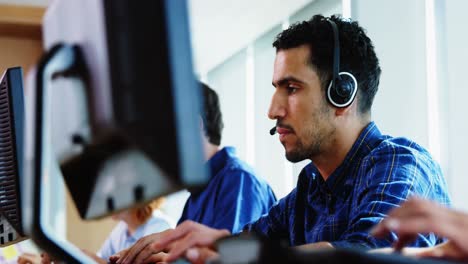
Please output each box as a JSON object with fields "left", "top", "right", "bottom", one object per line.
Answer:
{"left": 272, "top": 14, "right": 381, "bottom": 114}
{"left": 200, "top": 82, "right": 223, "bottom": 145}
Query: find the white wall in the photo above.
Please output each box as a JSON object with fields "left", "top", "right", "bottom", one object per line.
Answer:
{"left": 188, "top": 0, "right": 315, "bottom": 74}
{"left": 443, "top": 0, "right": 468, "bottom": 210}
{"left": 208, "top": 50, "right": 248, "bottom": 161}
{"left": 351, "top": 0, "right": 430, "bottom": 149}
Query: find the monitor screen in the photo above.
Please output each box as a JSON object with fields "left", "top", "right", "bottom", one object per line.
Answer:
{"left": 21, "top": 0, "right": 208, "bottom": 262}
{"left": 0, "top": 67, "right": 25, "bottom": 248}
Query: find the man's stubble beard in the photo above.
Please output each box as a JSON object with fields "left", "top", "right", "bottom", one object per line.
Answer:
{"left": 285, "top": 104, "right": 335, "bottom": 163}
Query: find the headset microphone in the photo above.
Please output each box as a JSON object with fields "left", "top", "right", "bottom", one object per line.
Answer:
{"left": 269, "top": 127, "right": 276, "bottom": 135}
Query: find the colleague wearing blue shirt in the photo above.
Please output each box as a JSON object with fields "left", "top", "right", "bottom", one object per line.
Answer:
{"left": 114, "top": 15, "right": 450, "bottom": 264}
{"left": 178, "top": 146, "right": 277, "bottom": 234}
{"left": 178, "top": 83, "right": 276, "bottom": 234}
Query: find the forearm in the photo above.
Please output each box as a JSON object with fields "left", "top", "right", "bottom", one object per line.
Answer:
{"left": 293, "top": 241, "right": 334, "bottom": 251}
{"left": 446, "top": 209, "right": 468, "bottom": 243}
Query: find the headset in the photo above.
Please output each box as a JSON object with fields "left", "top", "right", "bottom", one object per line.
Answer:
{"left": 325, "top": 19, "right": 358, "bottom": 108}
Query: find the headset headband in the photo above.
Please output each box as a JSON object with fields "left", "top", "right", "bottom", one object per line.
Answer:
{"left": 326, "top": 19, "right": 340, "bottom": 87}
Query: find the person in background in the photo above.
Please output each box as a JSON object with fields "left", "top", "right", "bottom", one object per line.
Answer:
{"left": 95, "top": 198, "right": 173, "bottom": 262}
{"left": 176, "top": 82, "right": 277, "bottom": 233}
{"left": 17, "top": 198, "right": 172, "bottom": 264}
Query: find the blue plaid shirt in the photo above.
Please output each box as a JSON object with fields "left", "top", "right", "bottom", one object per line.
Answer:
{"left": 245, "top": 122, "right": 450, "bottom": 249}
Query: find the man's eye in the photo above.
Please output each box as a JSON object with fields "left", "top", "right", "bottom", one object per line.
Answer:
{"left": 287, "top": 86, "right": 298, "bottom": 94}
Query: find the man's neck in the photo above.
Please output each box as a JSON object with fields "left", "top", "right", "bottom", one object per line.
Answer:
{"left": 313, "top": 119, "right": 370, "bottom": 181}
{"left": 204, "top": 143, "right": 220, "bottom": 161}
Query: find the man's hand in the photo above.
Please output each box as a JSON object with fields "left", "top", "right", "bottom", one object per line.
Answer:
{"left": 111, "top": 221, "right": 230, "bottom": 264}
{"left": 371, "top": 197, "right": 468, "bottom": 261}
{"left": 110, "top": 251, "right": 168, "bottom": 264}
{"left": 293, "top": 241, "right": 334, "bottom": 251}
{"left": 414, "top": 241, "right": 468, "bottom": 261}
{"left": 183, "top": 247, "right": 219, "bottom": 264}
{"left": 17, "top": 253, "right": 51, "bottom": 264}
{"left": 110, "top": 229, "right": 172, "bottom": 264}
{"left": 371, "top": 242, "right": 468, "bottom": 262}
{"left": 159, "top": 221, "right": 229, "bottom": 263}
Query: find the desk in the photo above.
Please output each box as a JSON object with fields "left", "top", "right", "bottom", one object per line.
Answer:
{"left": 213, "top": 234, "right": 460, "bottom": 264}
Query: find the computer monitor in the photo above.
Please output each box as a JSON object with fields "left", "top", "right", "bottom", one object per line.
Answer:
{"left": 0, "top": 67, "right": 25, "bottom": 248}
{"left": 20, "top": 0, "right": 208, "bottom": 262}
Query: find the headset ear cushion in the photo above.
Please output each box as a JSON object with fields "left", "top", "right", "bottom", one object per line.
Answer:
{"left": 335, "top": 77, "right": 353, "bottom": 97}
{"left": 327, "top": 72, "right": 358, "bottom": 108}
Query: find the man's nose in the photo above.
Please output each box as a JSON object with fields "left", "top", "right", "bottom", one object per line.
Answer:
{"left": 268, "top": 91, "right": 286, "bottom": 120}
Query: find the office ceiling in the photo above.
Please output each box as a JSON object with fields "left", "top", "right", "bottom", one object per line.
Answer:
{"left": 0, "top": 0, "right": 313, "bottom": 73}
{"left": 188, "top": 0, "right": 313, "bottom": 73}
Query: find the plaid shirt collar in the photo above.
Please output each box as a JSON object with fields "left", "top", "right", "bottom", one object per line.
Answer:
{"left": 308, "top": 121, "right": 382, "bottom": 198}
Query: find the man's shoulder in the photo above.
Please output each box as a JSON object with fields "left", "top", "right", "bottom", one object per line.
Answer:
{"left": 365, "top": 136, "right": 434, "bottom": 162}
{"left": 144, "top": 210, "right": 174, "bottom": 232}
{"left": 358, "top": 135, "right": 443, "bottom": 181}
{"left": 218, "top": 149, "right": 257, "bottom": 176}
{"left": 219, "top": 155, "right": 273, "bottom": 188}
{"left": 220, "top": 156, "right": 252, "bottom": 175}
{"left": 214, "top": 147, "right": 274, "bottom": 191}
{"left": 356, "top": 135, "right": 450, "bottom": 205}
{"left": 359, "top": 135, "right": 444, "bottom": 185}
{"left": 106, "top": 221, "right": 128, "bottom": 241}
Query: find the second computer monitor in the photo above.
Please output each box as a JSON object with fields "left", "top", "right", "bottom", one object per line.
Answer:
{"left": 21, "top": 0, "right": 208, "bottom": 262}
{"left": 0, "top": 67, "right": 25, "bottom": 248}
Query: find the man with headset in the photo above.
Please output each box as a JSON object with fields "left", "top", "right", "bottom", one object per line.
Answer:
{"left": 112, "top": 14, "right": 450, "bottom": 264}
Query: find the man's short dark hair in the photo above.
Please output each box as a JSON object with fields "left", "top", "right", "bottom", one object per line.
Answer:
{"left": 200, "top": 82, "right": 223, "bottom": 145}
{"left": 272, "top": 14, "right": 381, "bottom": 114}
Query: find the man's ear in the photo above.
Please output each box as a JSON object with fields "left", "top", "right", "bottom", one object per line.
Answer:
{"left": 199, "top": 116, "right": 208, "bottom": 140}
{"left": 199, "top": 116, "right": 205, "bottom": 130}
{"left": 334, "top": 98, "right": 356, "bottom": 117}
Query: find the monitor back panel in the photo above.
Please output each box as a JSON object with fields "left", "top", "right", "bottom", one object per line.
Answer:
{"left": 0, "top": 67, "right": 25, "bottom": 247}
